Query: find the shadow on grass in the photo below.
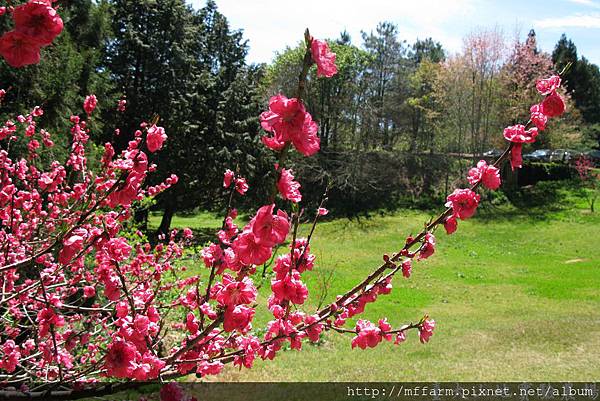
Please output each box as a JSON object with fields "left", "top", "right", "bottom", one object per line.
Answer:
{"left": 185, "top": 227, "right": 217, "bottom": 246}
{"left": 476, "top": 181, "right": 574, "bottom": 222}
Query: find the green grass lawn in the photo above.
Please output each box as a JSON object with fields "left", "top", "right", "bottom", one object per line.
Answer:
{"left": 150, "top": 184, "right": 600, "bottom": 381}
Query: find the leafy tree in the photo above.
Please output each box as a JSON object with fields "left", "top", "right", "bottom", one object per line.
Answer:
{"left": 105, "top": 0, "right": 266, "bottom": 234}
{"left": 404, "top": 59, "right": 442, "bottom": 153}
{"left": 360, "top": 22, "right": 405, "bottom": 150}
{"left": 264, "top": 32, "right": 371, "bottom": 150}
{"left": 503, "top": 30, "right": 553, "bottom": 117}
{"left": 552, "top": 34, "right": 578, "bottom": 91}
{"left": 552, "top": 34, "right": 600, "bottom": 126}
{"left": 0, "top": 0, "right": 112, "bottom": 161}
{"left": 410, "top": 37, "right": 445, "bottom": 64}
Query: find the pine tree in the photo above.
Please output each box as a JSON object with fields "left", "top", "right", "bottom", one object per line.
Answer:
{"left": 552, "top": 34, "right": 600, "bottom": 125}
{"left": 105, "top": 0, "right": 266, "bottom": 234}
{"left": 0, "top": 0, "right": 112, "bottom": 161}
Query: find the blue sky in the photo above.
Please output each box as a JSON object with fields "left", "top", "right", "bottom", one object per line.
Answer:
{"left": 189, "top": 0, "right": 600, "bottom": 65}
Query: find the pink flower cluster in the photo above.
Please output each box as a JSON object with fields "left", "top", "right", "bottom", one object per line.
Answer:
{"left": 0, "top": 97, "right": 188, "bottom": 382}
{"left": 277, "top": 167, "right": 302, "bottom": 203}
{"left": 0, "top": 0, "right": 63, "bottom": 68}
{"left": 505, "top": 75, "right": 566, "bottom": 169}
{"left": 259, "top": 37, "right": 337, "bottom": 158}
{"left": 468, "top": 160, "right": 501, "bottom": 190}
{"left": 445, "top": 189, "right": 481, "bottom": 220}
{"left": 311, "top": 38, "right": 337, "bottom": 78}
{"left": 223, "top": 169, "right": 248, "bottom": 195}
{"left": 351, "top": 319, "right": 392, "bottom": 349}
{"left": 439, "top": 73, "right": 565, "bottom": 236}
{"left": 419, "top": 317, "right": 436, "bottom": 343}
{"left": 6, "top": 29, "right": 567, "bottom": 390}
{"left": 260, "top": 95, "right": 320, "bottom": 156}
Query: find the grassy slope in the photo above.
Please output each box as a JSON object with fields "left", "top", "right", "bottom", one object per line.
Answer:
{"left": 149, "top": 187, "right": 600, "bottom": 381}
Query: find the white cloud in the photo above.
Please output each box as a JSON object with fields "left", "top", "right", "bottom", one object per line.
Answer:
{"left": 190, "top": 0, "right": 475, "bottom": 63}
{"left": 534, "top": 13, "right": 600, "bottom": 29}
{"left": 566, "top": 0, "right": 600, "bottom": 8}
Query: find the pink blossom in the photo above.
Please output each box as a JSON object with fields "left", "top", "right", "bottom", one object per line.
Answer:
{"left": 234, "top": 177, "right": 248, "bottom": 195}
{"left": 310, "top": 38, "right": 337, "bottom": 78}
{"left": 58, "top": 233, "right": 85, "bottom": 264}
{"left": 116, "top": 301, "right": 129, "bottom": 318}
{"left": 133, "top": 314, "right": 150, "bottom": 336}
{"left": 1, "top": 340, "right": 20, "bottom": 372}
{"left": 401, "top": 259, "right": 412, "bottom": 278}
{"left": 271, "top": 271, "right": 308, "bottom": 304}
{"left": 251, "top": 204, "right": 290, "bottom": 247}
{"left": 37, "top": 307, "right": 64, "bottom": 337}
{"left": 304, "top": 314, "right": 323, "bottom": 342}
{"left": 530, "top": 104, "right": 547, "bottom": 131}
{"left": 419, "top": 318, "right": 436, "bottom": 344}
{"left": 510, "top": 143, "right": 524, "bottom": 170}
{"left": 536, "top": 75, "right": 561, "bottom": 95}
{"left": 185, "top": 312, "right": 199, "bottom": 334}
{"left": 83, "top": 95, "right": 97, "bottom": 116}
{"left": 540, "top": 90, "right": 566, "bottom": 118}
{"left": 223, "top": 169, "right": 235, "bottom": 188}
{"left": 277, "top": 168, "right": 302, "bottom": 203}
{"left": 317, "top": 207, "right": 329, "bottom": 216}
{"left": 146, "top": 124, "right": 167, "bottom": 153}
{"left": 0, "top": 31, "right": 41, "bottom": 68}
{"left": 197, "top": 360, "right": 223, "bottom": 377}
{"left": 231, "top": 231, "right": 272, "bottom": 266}
{"left": 260, "top": 94, "right": 320, "bottom": 156}
{"left": 418, "top": 233, "right": 436, "bottom": 260}
{"left": 83, "top": 286, "right": 95, "bottom": 298}
{"left": 200, "top": 303, "right": 218, "bottom": 320}
{"left": 503, "top": 124, "right": 538, "bottom": 144}
{"left": 260, "top": 95, "right": 305, "bottom": 142}
{"left": 272, "top": 239, "right": 315, "bottom": 277}
{"left": 106, "top": 237, "right": 132, "bottom": 261}
{"left": 443, "top": 215, "right": 458, "bottom": 235}
{"left": 503, "top": 124, "right": 538, "bottom": 170}
{"left": 467, "top": 160, "right": 501, "bottom": 190}
{"left": 394, "top": 331, "right": 406, "bottom": 344}
{"left": 445, "top": 188, "right": 480, "bottom": 220}
{"left": 293, "top": 116, "right": 320, "bottom": 156}
{"left": 233, "top": 336, "right": 261, "bottom": 368}
{"left": 132, "top": 353, "right": 165, "bottom": 380}
{"left": 201, "top": 242, "right": 223, "bottom": 268}
{"left": 351, "top": 320, "right": 382, "bottom": 349}
{"left": 13, "top": 0, "right": 63, "bottom": 46}
{"left": 105, "top": 339, "right": 137, "bottom": 378}
{"left": 261, "top": 135, "right": 285, "bottom": 152}
{"left": 215, "top": 275, "right": 257, "bottom": 307}
{"left": 223, "top": 305, "right": 255, "bottom": 333}
{"left": 379, "top": 318, "right": 393, "bottom": 342}
{"left": 117, "top": 99, "right": 127, "bottom": 112}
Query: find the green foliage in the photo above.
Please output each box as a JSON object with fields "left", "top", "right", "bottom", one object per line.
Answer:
{"left": 0, "top": 0, "right": 112, "bottom": 162}
{"left": 104, "top": 0, "right": 270, "bottom": 233}
{"left": 553, "top": 34, "right": 600, "bottom": 127}
{"left": 265, "top": 35, "right": 372, "bottom": 150}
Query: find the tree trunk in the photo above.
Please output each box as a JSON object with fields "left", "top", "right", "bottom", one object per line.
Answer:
{"left": 134, "top": 208, "right": 148, "bottom": 233}
{"left": 157, "top": 203, "right": 176, "bottom": 238}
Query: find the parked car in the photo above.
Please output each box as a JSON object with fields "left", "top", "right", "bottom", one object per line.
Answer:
{"left": 585, "top": 150, "right": 600, "bottom": 166}
{"left": 549, "top": 149, "right": 581, "bottom": 164}
{"left": 523, "top": 149, "right": 551, "bottom": 162}
{"left": 565, "top": 150, "right": 583, "bottom": 164}
{"left": 483, "top": 149, "right": 503, "bottom": 158}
